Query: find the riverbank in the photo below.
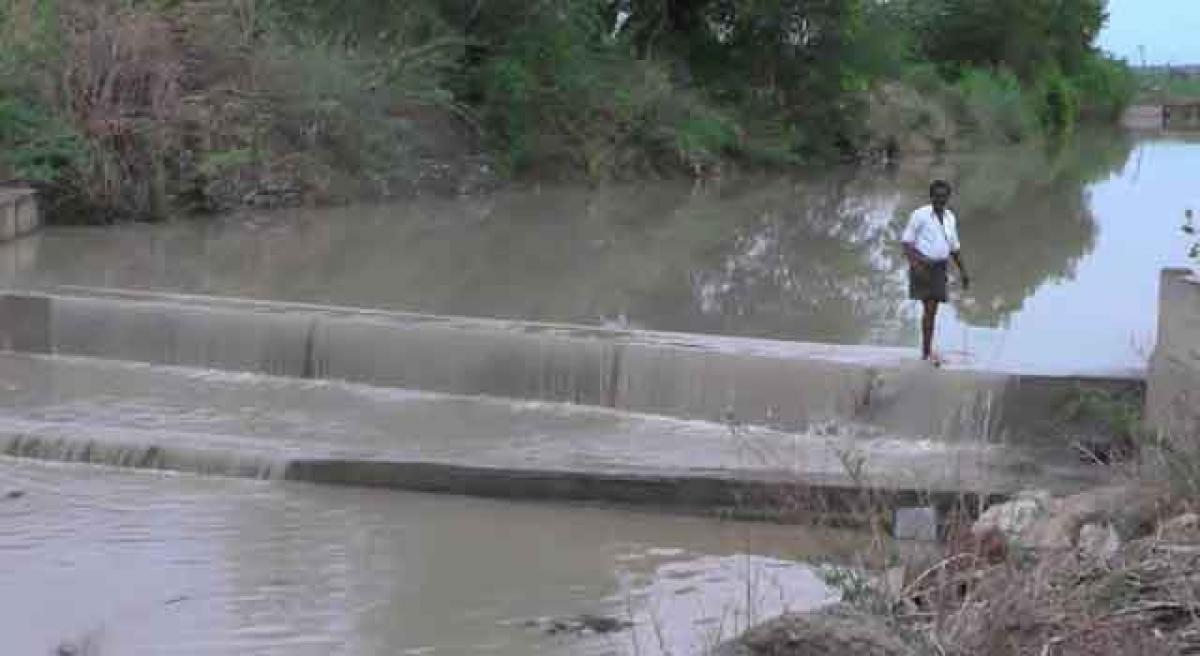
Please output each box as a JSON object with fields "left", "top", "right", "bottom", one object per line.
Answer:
{"left": 722, "top": 270, "right": 1200, "bottom": 655}
{"left": 0, "top": 0, "right": 1133, "bottom": 223}
{"left": 717, "top": 483, "right": 1200, "bottom": 656}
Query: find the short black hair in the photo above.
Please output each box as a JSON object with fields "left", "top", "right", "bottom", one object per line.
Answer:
{"left": 929, "top": 179, "right": 952, "bottom": 196}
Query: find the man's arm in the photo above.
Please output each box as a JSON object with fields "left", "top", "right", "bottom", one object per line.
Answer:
{"left": 904, "top": 242, "right": 928, "bottom": 268}
{"left": 951, "top": 250, "right": 970, "bottom": 290}
{"left": 901, "top": 212, "right": 926, "bottom": 268}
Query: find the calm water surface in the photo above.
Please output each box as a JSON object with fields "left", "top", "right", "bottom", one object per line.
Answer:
{"left": 0, "top": 459, "right": 853, "bottom": 656}
{"left": 0, "top": 132, "right": 1192, "bottom": 373}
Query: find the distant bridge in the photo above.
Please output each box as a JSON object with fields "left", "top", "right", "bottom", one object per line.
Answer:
{"left": 1123, "top": 102, "right": 1200, "bottom": 130}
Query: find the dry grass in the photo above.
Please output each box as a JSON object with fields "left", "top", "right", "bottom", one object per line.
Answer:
{"left": 920, "top": 538, "right": 1198, "bottom": 654}
{"left": 877, "top": 495, "right": 1199, "bottom": 656}
{"left": 54, "top": 1, "right": 185, "bottom": 218}
{"left": 718, "top": 398, "right": 1200, "bottom": 655}
{"left": 2, "top": 0, "right": 471, "bottom": 221}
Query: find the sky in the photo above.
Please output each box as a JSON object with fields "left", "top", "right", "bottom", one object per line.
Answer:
{"left": 1099, "top": 0, "right": 1200, "bottom": 65}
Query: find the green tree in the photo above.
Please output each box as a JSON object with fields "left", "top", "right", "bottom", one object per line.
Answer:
{"left": 907, "top": 0, "right": 1106, "bottom": 79}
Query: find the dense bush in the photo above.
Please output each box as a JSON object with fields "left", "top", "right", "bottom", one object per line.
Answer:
{"left": 0, "top": 0, "right": 450, "bottom": 221}
{"left": 1074, "top": 55, "right": 1137, "bottom": 121}
{"left": 0, "top": 0, "right": 1136, "bottom": 221}
{"left": 951, "top": 68, "right": 1038, "bottom": 142}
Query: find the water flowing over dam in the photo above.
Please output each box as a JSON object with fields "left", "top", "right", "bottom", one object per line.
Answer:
{"left": 0, "top": 287, "right": 1133, "bottom": 656}
{"left": 0, "top": 288, "right": 1128, "bottom": 506}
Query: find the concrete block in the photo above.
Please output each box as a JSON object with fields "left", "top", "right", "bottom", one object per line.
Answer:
{"left": 16, "top": 196, "right": 39, "bottom": 235}
{"left": 0, "top": 187, "right": 38, "bottom": 241}
{"left": 893, "top": 506, "right": 939, "bottom": 541}
{"left": 1148, "top": 269, "right": 1200, "bottom": 441}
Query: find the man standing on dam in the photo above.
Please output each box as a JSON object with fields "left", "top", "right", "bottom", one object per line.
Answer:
{"left": 902, "top": 179, "right": 970, "bottom": 366}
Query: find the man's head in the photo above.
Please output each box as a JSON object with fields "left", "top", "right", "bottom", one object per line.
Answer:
{"left": 929, "top": 180, "right": 952, "bottom": 211}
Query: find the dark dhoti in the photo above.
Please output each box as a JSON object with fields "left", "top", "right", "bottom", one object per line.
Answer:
{"left": 908, "top": 260, "right": 948, "bottom": 302}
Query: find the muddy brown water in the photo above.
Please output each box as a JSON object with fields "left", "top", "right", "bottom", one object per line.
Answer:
{"left": 1, "top": 132, "right": 1193, "bottom": 374}
{"left": 1, "top": 458, "right": 857, "bottom": 656}
{"left": 0, "top": 132, "right": 1193, "bottom": 654}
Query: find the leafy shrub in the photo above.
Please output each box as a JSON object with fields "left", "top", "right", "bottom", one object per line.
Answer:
{"left": 1034, "top": 68, "right": 1079, "bottom": 134}
{"left": 0, "top": 95, "right": 86, "bottom": 183}
{"left": 1072, "top": 55, "right": 1136, "bottom": 122}
{"left": 475, "top": 0, "right": 738, "bottom": 178}
{"left": 950, "top": 68, "right": 1037, "bottom": 142}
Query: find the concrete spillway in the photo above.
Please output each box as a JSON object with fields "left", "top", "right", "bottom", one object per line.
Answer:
{"left": 0, "top": 352, "right": 1103, "bottom": 523}
{"left": 0, "top": 287, "right": 1134, "bottom": 528}
{"left": 0, "top": 288, "right": 1142, "bottom": 445}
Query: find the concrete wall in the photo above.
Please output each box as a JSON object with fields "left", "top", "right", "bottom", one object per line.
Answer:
{"left": 0, "top": 188, "right": 41, "bottom": 242}
{"left": 0, "top": 289, "right": 1144, "bottom": 443}
{"left": 1123, "top": 105, "right": 1166, "bottom": 131}
{"left": 1148, "top": 269, "right": 1200, "bottom": 441}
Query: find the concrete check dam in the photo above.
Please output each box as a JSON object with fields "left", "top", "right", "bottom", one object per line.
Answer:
{"left": 0, "top": 287, "right": 1135, "bottom": 522}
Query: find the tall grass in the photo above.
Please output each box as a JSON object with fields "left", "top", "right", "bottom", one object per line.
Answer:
{"left": 950, "top": 68, "right": 1038, "bottom": 142}
{"left": 0, "top": 0, "right": 454, "bottom": 222}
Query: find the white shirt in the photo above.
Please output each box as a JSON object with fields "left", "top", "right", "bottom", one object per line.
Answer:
{"left": 902, "top": 205, "right": 960, "bottom": 262}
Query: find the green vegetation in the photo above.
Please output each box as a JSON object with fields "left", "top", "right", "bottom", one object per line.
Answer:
{"left": 1135, "top": 66, "right": 1200, "bottom": 101}
{"left": 0, "top": 0, "right": 1135, "bottom": 222}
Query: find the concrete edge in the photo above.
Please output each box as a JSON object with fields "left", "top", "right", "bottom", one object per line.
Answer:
{"left": 33, "top": 286, "right": 1149, "bottom": 380}
{"left": 43, "top": 285, "right": 919, "bottom": 365}
{"left": 0, "top": 289, "right": 1150, "bottom": 442}
{"left": 0, "top": 430, "right": 1008, "bottom": 530}
{"left": 283, "top": 459, "right": 1008, "bottom": 521}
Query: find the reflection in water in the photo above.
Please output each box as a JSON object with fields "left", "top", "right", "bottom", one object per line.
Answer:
{"left": 683, "top": 175, "right": 906, "bottom": 344}
{"left": 2, "top": 130, "right": 1189, "bottom": 372}
{"left": 947, "top": 133, "right": 1134, "bottom": 328}
{"left": 0, "top": 459, "right": 848, "bottom": 656}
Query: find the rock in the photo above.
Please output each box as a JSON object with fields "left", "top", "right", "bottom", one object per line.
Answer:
{"left": 893, "top": 506, "right": 938, "bottom": 541}
{"left": 880, "top": 565, "right": 907, "bottom": 599}
{"left": 1077, "top": 522, "right": 1121, "bottom": 563}
{"left": 576, "top": 614, "right": 629, "bottom": 634}
{"left": 535, "top": 614, "right": 631, "bottom": 636}
{"left": 714, "top": 604, "right": 923, "bottom": 656}
{"left": 973, "top": 485, "right": 1170, "bottom": 553}
{"left": 1158, "top": 513, "right": 1200, "bottom": 543}
{"left": 973, "top": 490, "right": 1052, "bottom": 542}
